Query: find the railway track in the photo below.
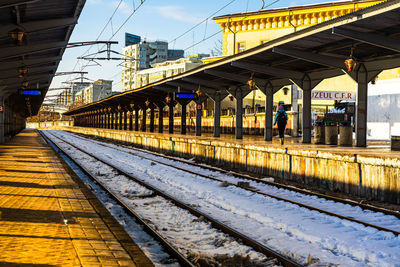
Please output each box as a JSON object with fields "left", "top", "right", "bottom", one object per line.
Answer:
{"left": 104, "top": 136, "right": 400, "bottom": 220}
{"left": 41, "top": 130, "right": 298, "bottom": 267}
{"left": 40, "top": 131, "right": 193, "bottom": 267}
{"left": 65, "top": 130, "right": 400, "bottom": 237}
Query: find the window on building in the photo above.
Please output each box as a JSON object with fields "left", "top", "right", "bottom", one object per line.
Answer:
{"left": 237, "top": 42, "right": 246, "bottom": 53}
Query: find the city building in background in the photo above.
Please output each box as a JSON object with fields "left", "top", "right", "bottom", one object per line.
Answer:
{"left": 56, "top": 80, "right": 112, "bottom": 110}
{"left": 56, "top": 82, "right": 91, "bottom": 106}
{"left": 74, "top": 90, "right": 84, "bottom": 106}
{"left": 125, "top": 33, "right": 141, "bottom": 46}
{"left": 134, "top": 57, "right": 203, "bottom": 89}
{"left": 122, "top": 36, "right": 187, "bottom": 91}
{"left": 167, "top": 49, "right": 184, "bottom": 61}
{"left": 82, "top": 79, "right": 113, "bottom": 105}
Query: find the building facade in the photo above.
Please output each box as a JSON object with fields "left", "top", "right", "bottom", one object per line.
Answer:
{"left": 122, "top": 40, "right": 186, "bottom": 91}
{"left": 67, "top": 79, "right": 113, "bottom": 108}
{"left": 82, "top": 79, "right": 113, "bottom": 105}
{"left": 211, "top": 0, "right": 400, "bottom": 137}
{"left": 134, "top": 58, "right": 203, "bottom": 89}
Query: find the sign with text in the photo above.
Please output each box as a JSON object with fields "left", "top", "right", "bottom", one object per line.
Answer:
{"left": 196, "top": 103, "right": 202, "bottom": 110}
{"left": 19, "top": 90, "right": 42, "bottom": 96}
{"left": 0, "top": 105, "right": 3, "bottom": 112}
{"left": 311, "top": 91, "right": 355, "bottom": 100}
{"left": 176, "top": 93, "right": 196, "bottom": 99}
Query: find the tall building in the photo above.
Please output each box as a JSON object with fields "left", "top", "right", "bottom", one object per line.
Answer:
{"left": 167, "top": 49, "right": 184, "bottom": 61}
{"left": 125, "top": 33, "right": 141, "bottom": 46}
{"left": 55, "top": 82, "right": 91, "bottom": 106}
{"left": 67, "top": 80, "right": 113, "bottom": 108}
{"left": 70, "top": 82, "right": 91, "bottom": 104}
{"left": 81, "top": 79, "right": 113, "bottom": 105}
{"left": 122, "top": 38, "right": 188, "bottom": 91}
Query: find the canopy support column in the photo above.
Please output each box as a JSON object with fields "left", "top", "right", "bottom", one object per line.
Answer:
{"left": 264, "top": 86, "right": 274, "bottom": 141}
{"left": 155, "top": 101, "right": 165, "bottom": 133}
{"left": 141, "top": 107, "right": 146, "bottom": 132}
{"left": 129, "top": 110, "right": 133, "bottom": 131}
{"left": 353, "top": 64, "right": 380, "bottom": 147}
{"left": 134, "top": 107, "right": 139, "bottom": 131}
{"left": 168, "top": 102, "right": 176, "bottom": 134}
{"left": 302, "top": 79, "right": 312, "bottom": 144}
{"left": 124, "top": 109, "right": 128, "bottom": 130}
{"left": 208, "top": 92, "right": 227, "bottom": 138}
{"left": 150, "top": 105, "right": 155, "bottom": 133}
{"left": 177, "top": 100, "right": 190, "bottom": 135}
{"left": 119, "top": 110, "right": 123, "bottom": 130}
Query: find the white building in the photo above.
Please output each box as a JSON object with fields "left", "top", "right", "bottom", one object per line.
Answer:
{"left": 122, "top": 40, "right": 185, "bottom": 91}
{"left": 71, "top": 80, "right": 113, "bottom": 106}
{"left": 132, "top": 58, "right": 203, "bottom": 89}
{"left": 82, "top": 79, "right": 112, "bottom": 105}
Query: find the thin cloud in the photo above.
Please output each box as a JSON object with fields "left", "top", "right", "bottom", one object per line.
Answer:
{"left": 154, "top": 5, "right": 202, "bottom": 23}
{"left": 113, "top": 1, "right": 133, "bottom": 15}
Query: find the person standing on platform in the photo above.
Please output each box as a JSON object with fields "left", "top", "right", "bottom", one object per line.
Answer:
{"left": 274, "top": 104, "right": 288, "bottom": 145}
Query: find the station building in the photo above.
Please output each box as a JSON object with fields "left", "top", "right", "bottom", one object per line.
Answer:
{"left": 210, "top": 0, "right": 400, "bottom": 137}
{"left": 66, "top": 0, "right": 400, "bottom": 147}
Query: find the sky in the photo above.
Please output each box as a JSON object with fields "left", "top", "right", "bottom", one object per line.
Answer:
{"left": 46, "top": 0, "right": 335, "bottom": 102}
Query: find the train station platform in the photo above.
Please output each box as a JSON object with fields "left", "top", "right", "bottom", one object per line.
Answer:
{"left": 0, "top": 129, "right": 152, "bottom": 266}
{"left": 55, "top": 126, "right": 400, "bottom": 205}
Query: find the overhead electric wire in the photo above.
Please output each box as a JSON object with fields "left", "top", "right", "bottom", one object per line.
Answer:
{"left": 79, "top": 0, "right": 147, "bottom": 72}
{"left": 183, "top": 0, "right": 281, "bottom": 52}
{"left": 69, "top": 0, "right": 125, "bottom": 78}
{"left": 169, "top": 0, "right": 238, "bottom": 45}
{"left": 58, "top": 0, "right": 146, "bottom": 95}
{"left": 184, "top": 30, "right": 221, "bottom": 51}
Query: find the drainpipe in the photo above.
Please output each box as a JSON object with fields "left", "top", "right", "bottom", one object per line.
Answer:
{"left": 288, "top": 10, "right": 297, "bottom": 32}
{"left": 227, "top": 18, "right": 237, "bottom": 55}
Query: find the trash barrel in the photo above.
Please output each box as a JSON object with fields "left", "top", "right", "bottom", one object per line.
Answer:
{"left": 391, "top": 136, "right": 400, "bottom": 150}
{"left": 339, "top": 121, "right": 353, "bottom": 146}
{"left": 325, "top": 122, "right": 338, "bottom": 145}
{"left": 313, "top": 121, "right": 325, "bottom": 144}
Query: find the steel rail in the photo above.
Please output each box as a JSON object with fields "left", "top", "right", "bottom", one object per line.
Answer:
{"left": 77, "top": 133, "right": 400, "bottom": 219}
{"left": 43, "top": 130, "right": 301, "bottom": 267}
{"left": 131, "top": 145, "right": 400, "bottom": 219}
{"left": 66, "top": 132, "right": 400, "bottom": 236}
{"left": 39, "top": 131, "right": 195, "bottom": 267}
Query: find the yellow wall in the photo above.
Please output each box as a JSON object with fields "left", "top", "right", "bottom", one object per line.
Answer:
{"left": 213, "top": 0, "right": 392, "bottom": 106}
{"left": 214, "top": 0, "right": 383, "bottom": 56}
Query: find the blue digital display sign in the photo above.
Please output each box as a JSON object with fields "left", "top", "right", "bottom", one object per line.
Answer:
{"left": 176, "top": 93, "right": 195, "bottom": 99}
{"left": 125, "top": 33, "right": 141, "bottom": 46}
{"left": 21, "top": 90, "right": 41, "bottom": 96}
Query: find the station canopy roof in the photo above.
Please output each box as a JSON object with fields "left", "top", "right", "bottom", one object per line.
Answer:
{"left": 0, "top": 0, "right": 86, "bottom": 117}
{"left": 65, "top": 0, "right": 400, "bottom": 116}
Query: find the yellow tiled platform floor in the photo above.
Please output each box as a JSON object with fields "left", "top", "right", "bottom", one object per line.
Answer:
{"left": 0, "top": 129, "right": 153, "bottom": 266}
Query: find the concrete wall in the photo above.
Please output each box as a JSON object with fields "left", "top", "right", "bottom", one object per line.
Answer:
{"left": 27, "top": 121, "right": 73, "bottom": 129}
{"left": 57, "top": 126, "right": 400, "bottom": 204}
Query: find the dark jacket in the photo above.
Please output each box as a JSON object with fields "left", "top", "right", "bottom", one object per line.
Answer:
{"left": 274, "top": 110, "right": 288, "bottom": 126}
